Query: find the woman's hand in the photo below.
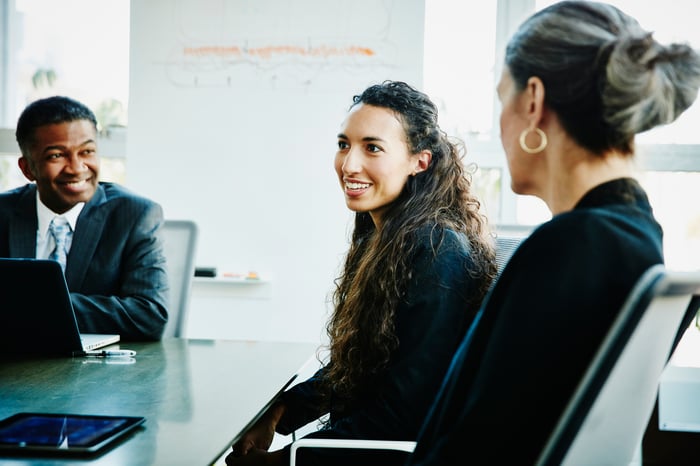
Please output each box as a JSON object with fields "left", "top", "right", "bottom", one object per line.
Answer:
{"left": 228, "top": 402, "right": 287, "bottom": 458}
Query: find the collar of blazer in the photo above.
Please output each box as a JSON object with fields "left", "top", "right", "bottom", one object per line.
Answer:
{"left": 62, "top": 184, "right": 108, "bottom": 287}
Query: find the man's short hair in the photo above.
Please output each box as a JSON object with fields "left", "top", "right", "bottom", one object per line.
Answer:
{"left": 15, "top": 96, "right": 98, "bottom": 156}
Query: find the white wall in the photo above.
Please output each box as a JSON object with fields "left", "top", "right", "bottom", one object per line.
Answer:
{"left": 127, "top": 0, "right": 426, "bottom": 343}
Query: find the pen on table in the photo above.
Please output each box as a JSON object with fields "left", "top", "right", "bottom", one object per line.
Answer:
{"left": 84, "top": 349, "right": 137, "bottom": 358}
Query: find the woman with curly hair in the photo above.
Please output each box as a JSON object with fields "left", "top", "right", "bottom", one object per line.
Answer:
{"left": 226, "top": 80, "right": 497, "bottom": 466}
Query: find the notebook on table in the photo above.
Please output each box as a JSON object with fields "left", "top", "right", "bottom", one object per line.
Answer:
{"left": 0, "top": 258, "right": 119, "bottom": 356}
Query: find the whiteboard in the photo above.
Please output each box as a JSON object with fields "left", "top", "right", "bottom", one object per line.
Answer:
{"left": 126, "top": 0, "right": 425, "bottom": 342}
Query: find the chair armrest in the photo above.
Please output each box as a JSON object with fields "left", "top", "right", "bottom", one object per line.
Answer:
{"left": 289, "top": 438, "right": 416, "bottom": 466}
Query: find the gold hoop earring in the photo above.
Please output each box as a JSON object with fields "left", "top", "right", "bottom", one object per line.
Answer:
{"left": 519, "top": 128, "right": 547, "bottom": 154}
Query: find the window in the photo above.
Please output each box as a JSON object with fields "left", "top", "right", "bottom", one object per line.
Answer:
{"left": 424, "top": 0, "right": 700, "bottom": 270}
{"left": 0, "top": 0, "right": 129, "bottom": 188}
{"left": 7, "top": 0, "right": 130, "bottom": 128}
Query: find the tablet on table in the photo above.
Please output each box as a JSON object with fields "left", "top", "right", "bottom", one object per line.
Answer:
{"left": 0, "top": 412, "right": 145, "bottom": 455}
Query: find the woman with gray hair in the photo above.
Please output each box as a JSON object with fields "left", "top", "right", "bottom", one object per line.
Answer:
{"left": 407, "top": 1, "right": 700, "bottom": 464}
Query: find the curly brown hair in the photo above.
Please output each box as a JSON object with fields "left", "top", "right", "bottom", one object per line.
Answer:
{"left": 322, "top": 81, "right": 497, "bottom": 400}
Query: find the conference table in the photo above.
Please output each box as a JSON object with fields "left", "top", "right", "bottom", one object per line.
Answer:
{"left": 0, "top": 338, "right": 318, "bottom": 466}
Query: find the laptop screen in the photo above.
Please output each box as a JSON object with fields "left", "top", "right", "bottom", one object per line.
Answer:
{"left": 0, "top": 258, "right": 118, "bottom": 356}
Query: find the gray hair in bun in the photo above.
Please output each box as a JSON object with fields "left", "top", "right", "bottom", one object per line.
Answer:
{"left": 505, "top": 1, "right": 700, "bottom": 155}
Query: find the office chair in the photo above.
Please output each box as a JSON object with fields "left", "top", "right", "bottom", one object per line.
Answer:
{"left": 289, "top": 265, "right": 700, "bottom": 466}
{"left": 494, "top": 234, "right": 524, "bottom": 275}
{"left": 289, "top": 234, "right": 526, "bottom": 465}
{"left": 161, "top": 219, "right": 199, "bottom": 338}
{"left": 536, "top": 264, "right": 700, "bottom": 466}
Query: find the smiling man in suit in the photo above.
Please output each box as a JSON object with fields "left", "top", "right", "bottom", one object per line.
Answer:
{"left": 0, "top": 96, "right": 168, "bottom": 340}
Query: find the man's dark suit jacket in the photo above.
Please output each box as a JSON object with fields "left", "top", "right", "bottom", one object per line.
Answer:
{"left": 0, "top": 182, "right": 168, "bottom": 340}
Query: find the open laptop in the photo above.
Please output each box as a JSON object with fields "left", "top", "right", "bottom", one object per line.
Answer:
{"left": 0, "top": 258, "right": 119, "bottom": 356}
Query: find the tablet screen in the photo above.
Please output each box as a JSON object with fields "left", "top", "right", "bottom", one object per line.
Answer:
{"left": 0, "top": 413, "right": 145, "bottom": 455}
